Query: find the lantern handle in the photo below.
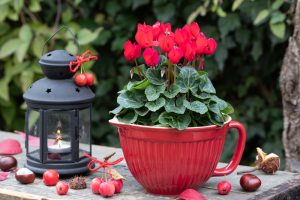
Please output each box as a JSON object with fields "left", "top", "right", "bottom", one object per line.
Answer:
{"left": 41, "top": 26, "right": 80, "bottom": 56}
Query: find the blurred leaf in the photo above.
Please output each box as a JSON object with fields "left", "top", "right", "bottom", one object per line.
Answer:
{"left": 0, "top": 0, "right": 10, "bottom": 5}
{"left": 218, "top": 13, "right": 241, "bottom": 38}
{"left": 0, "top": 5, "right": 9, "bottom": 22}
{"left": 232, "top": 0, "right": 244, "bottom": 11}
{"left": 0, "top": 79, "right": 9, "bottom": 101}
{"left": 16, "top": 41, "right": 30, "bottom": 62}
{"left": 29, "top": 0, "right": 41, "bottom": 12}
{"left": 32, "top": 35, "right": 44, "bottom": 57}
{"left": 132, "top": 0, "right": 149, "bottom": 10}
{"left": 1, "top": 102, "right": 16, "bottom": 128}
{"left": 13, "top": 0, "right": 24, "bottom": 13}
{"left": 153, "top": 3, "right": 175, "bottom": 22}
{"left": 19, "top": 25, "right": 33, "bottom": 41}
{"left": 270, "top": 22, "right": 285, "bottom": 39}
{"left": 0, "top": 38, "right": 21, "bottom": 58}
{"left": 251, "top": 41, "right": 262, "bottom": 61}
{"left": 216, "top": 7, "right": 227, "bottom": 17}
{"left": 271, "top": 0, "right": 285, "bottom": 10}
{"left": 254, "top": 9, "right": 270, "bottom": 25}
{"left": 270, "top": 11, "right": 286, "bottom": 24}
{"left": 20, "top": 70, "right": 34, "bottom": 92}
{"left": 77, "top": 27, "right": 103, "bottom": 45}
{"left": 106, "top": 0, "right": 122, "bottom": 17}
{"left": 214, "top": 43, "right": 228, "bottom": 70}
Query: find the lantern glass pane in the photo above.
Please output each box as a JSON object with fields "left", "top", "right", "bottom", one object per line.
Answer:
{"left": 27, "top": 109, "right": 41, "bottom": 161}
{"left": 46, "top": 110, "right": 73, "bottom": 161}
{"left": 79, "top": 108, "right": 91, "bottom": 157}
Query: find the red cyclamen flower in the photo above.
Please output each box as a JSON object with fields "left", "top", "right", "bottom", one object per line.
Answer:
{"left": 204, "top": 38, "right": 217, "bottom": 55}
{"left": 196, "top": 34, "right": 208, "bottom": 55}
{"left": 124, "top": 40, "right": 141, "bottom": 61}
{"left": 158, "top": 34, "right": 174, "bottom": 53}
{"left": 135, "top": 23, "right": 153, "bottom": 48}
{"left": 184, "top": 42, "right": 197, "bottom": 61}
{"left": 143, "top": 48, "right": 160, "bottom": 67}
{"left": 168, "top": 47, "right": 184, "bottom": 64}
{"left": 174, "top": 28, "right": 190, "bottom": 46}
{"left": 183, "top": 22, "right": 200, "bottom": 39}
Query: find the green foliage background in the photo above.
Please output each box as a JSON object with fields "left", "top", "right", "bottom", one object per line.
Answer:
{"left": 0, "top": 0, "right": 293, "bottom": 166}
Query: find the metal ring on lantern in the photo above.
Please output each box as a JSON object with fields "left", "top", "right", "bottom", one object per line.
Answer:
{"left": 41, "top": 26, "right": 80, "bottom": 56}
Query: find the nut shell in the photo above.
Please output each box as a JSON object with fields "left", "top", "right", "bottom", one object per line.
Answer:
{"left": 15, "top": 168, "right": 35, "bottom": 184}
{"left": 0, "top": 156, "right": 17, "bottom": 171}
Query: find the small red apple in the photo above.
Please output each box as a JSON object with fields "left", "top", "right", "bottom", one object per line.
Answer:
{"left": 56, "top": 181, "right": 69, "bottom": 195}
{"left": 217, "top": 180, "right": 231, "bottom": 195}
{"left": 99, "top": 181, "right": 115, "bottom": 197}
{"left": 84, "top": 72, "right": 95, "bottom": 86}
{"left": 43, "top": 170, "right": 59, "bottom": 186}
{"left": 74, "top": 73, "right": 87, "bottom": 86}
{"left": 110, "top": 179, "right": 123, "bottom": 193}
{"left": 91, "top": 177, "right": 104, "bottom": 194}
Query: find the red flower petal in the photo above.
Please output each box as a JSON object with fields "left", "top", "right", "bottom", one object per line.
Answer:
{"left": 177, "top": 189, "right": 206, "bottom": 200}
{"left": 0, "top": 172, "right": 10, "bottom": 181}
{"left": 0, "top": 139, "right": 22, "bottom": 155}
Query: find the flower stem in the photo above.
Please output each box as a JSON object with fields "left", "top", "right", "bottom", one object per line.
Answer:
{"left": 173, "top": 64, "right": 177, "bottom": 84}
{"left": 167, "top": 60, "right": 171, "bottom": 83}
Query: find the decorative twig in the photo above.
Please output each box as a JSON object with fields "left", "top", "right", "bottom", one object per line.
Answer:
{"left": 104, "top": 152, "right": 116, "bottom": 161}
{"left": 237, "top": 168, "right": 258, "bottom": 175}
{"left": 201, "top": 186, "right": 247, "bottom": 194}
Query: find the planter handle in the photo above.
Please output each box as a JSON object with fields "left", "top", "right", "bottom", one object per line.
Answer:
{"left": 213, "top": 120, "right": 246, "bottom": 176}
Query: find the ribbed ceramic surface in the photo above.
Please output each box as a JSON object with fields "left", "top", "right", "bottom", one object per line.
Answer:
{"left": 119, "top": 130, "right": 226, "bottom": 195}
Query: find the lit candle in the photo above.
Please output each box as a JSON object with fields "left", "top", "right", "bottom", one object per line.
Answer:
{"left": 48, "top": 127, "right": 71, "bottom": 153}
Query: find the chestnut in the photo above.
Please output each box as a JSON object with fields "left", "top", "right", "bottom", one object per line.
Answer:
{"left": 15, "top": 168, "right": 35, "bottom": 184}
{"left": 0, "top": 156, "right": 17, "bottom": 171}
{"left": 240, "top": 174, "right": 261, "bottom": 192}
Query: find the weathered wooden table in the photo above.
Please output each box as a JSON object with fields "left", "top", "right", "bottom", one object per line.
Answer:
{"left": 0, "top": 131, "right": 299, "bottom": 200}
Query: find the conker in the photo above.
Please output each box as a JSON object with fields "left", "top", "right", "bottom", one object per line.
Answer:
{"left": 0, "top": 156, "right": 17, "bottom": 171}
{"left": 15, "top": 168, "right": 35, "bottom": 184}
{"left": 240, "top": 174, "right": 261, "bottom": 192}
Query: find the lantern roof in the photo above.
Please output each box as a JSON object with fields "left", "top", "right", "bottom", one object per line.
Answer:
{"left": 23, "top": 78, "right": 95, "bottom": 106}
{"left": 23, "top": 50, "right": 95, "bottom": 107}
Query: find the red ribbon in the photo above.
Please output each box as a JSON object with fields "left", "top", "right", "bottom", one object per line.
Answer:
{"left": 83, "top": 152, "right": 124, "bottom": 172}
{"left": 69, "top": 50, "right": 98, "bottom": 73}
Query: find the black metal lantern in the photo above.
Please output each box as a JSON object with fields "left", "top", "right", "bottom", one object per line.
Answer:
{"left": 23, "top": 50, "right": 95, "bottom": 175}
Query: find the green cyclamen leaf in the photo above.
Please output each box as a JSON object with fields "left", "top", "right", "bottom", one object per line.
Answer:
{"left": 117, "top": 91, "right": 144, "bottom": 109}
{"left": 135, "top": 107, "right": 149, "bottom": 116}
{"left": 117, "top": 109, "right": 138, "bottom": 124}
{"left": 177, "top": 67, "right": 199, "bottom": 93}
{"left": 145, "top": 68, "right": 165, "bottom": 85}
{"left": 183, "top": 100, "right": 208, "bottom": 114}
{"left": 199, "top": 75, "right": 216, "bottom": 94}
{"left": 164, "top": 84, "right": 180, "bottom": 98}
{"left": 145, "top": 84, "right": 165, "bottom": 101}
{"left": 145, "top": 97, "right": 166, "bottom": 112}
{"left": 158, "top": 112, "right": 191, "bottom": 130}
{"left": 164, "top": 96, "right": 186, "bottom": 114}
{"left": 110, "top": 105, "right": 123, "bottom": 115}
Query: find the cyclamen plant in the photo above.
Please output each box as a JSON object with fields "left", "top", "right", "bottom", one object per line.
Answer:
{"left": 111, "top": 21, "right": 234, "bottom": 130}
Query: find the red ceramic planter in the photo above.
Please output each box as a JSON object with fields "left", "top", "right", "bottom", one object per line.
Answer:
{"left": 109, "top": 117, "right": 246, "bottom": 195}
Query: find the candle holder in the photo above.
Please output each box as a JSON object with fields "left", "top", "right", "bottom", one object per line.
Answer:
{"left": 23, "top": 43, "right": 95, "bottom": 175}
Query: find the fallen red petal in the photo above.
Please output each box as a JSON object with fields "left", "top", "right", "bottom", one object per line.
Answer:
{"left": 0, "top": 172, "right": 10, "bottom": 181}
{"left": 0, "top": 139, "right": 22, "bottom": 155}
{"left": 177, "top": 189, "right": 206, "bottom": 200}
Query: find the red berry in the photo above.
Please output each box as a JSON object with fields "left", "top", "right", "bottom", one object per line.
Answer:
{"left": 99, "top": 181, "right": 115, "bottom": 197}
{"left": 74, "top": 73, "right": 87, "bottom": 86}
{"left": 110, "top": 179, "right": 123, "bottom": 193}
{"left": 84, "top": 72, "right": 95, "bottom": 86}
{"left": 90, "top": 178, "right": 104, "bottom": 194}
{"left": 217, "top": 180, "right": 231, "bottom": 195}
{"left": 240, "top": 174, "right": 261, "bottom": 192}
{"left": 56, "top": 181, "right": 69, "bottom": 195}
{"left": 43, "top": 170, "right": 59, "bottom": 186}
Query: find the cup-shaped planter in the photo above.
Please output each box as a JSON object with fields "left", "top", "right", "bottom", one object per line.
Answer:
{"left": 109, "top": 117, "right": 246, "bottom": 195}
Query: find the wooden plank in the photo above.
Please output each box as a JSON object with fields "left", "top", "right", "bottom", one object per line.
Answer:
{"left": 0, "top": 188, "right": 52, "bottom": 200}
{"left": 0, "top": 131, "right": 299, "bottom": 200}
